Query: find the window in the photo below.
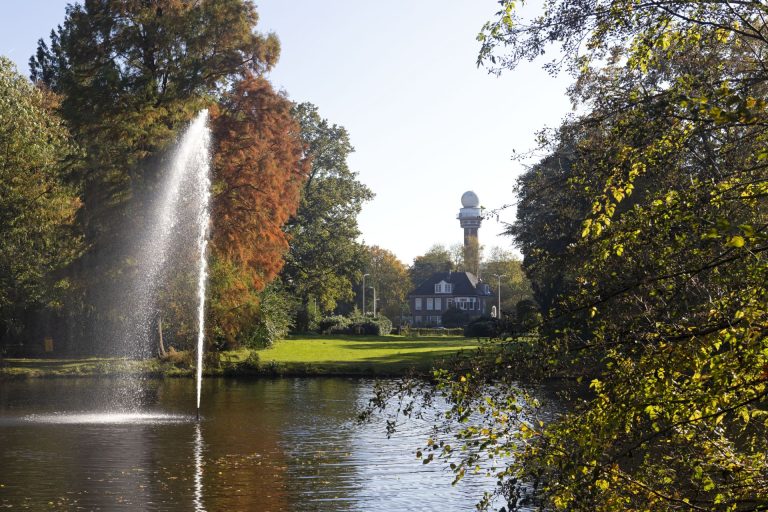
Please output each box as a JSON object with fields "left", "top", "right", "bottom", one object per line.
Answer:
{"left": 415, "top": 298, "right": 422, "bottom": 310}
{"left": 434, "top": 297, "right": 442, "bottom": 310}
{"left": 426, "top": 298, "right": 434, "bottom": 310}
{"left": 447, "top": 298, "right": 454, "bottom": 308}
{"left": 415, "top": 316, "right": 422, "bottom": 324}
{"left": 434, "top": 281, "right": 453, "bottom": 294}
{"left": 455, "top": 297, "right": 477, "bottom": 310}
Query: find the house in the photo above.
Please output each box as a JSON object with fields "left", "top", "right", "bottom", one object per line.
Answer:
{"left": 408, "top": 271, "right": 493, "bottom": 326}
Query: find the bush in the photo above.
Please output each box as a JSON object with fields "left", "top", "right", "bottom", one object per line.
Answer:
{"left": 317, "top": 315, "right": 351, "bottom": 334}
{"left": 441, "top": 306, "right": 470, "bottom": 328}
{"left": 373, "top": 315, "right": 392, "bottom": 336}
{"left": 329, "top": 314, "right": 393, "bottom": 336}
{"left": 464, "top": 316, "right": 500, "bottom": 339}
{"left": 242, "top": 350, "right": 260, "bottom": 370}
{"left": 246, "top": 284, "right": 296, "bottom": 348}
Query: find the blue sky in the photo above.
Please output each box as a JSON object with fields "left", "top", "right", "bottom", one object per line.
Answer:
{"left": 1, "top": 1, "right": 572, "bottom": 265}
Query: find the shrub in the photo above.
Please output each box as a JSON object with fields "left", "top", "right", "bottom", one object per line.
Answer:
{"left": 246, "top": 284, "right": 296, "bottom": 348}
{"left": 336, "top": 315, "right": 393, "bottom": 336}
{"left": 374, "top": 315, "right": 392, "bottom": 336}
{"left": 318, "top": 315, "right": 351, "bottom": 334}
{"left": 464, "top": 316, "right": 500, "bottom": 339}
{"left": 242, "top": 350, "right": 260, "bottom": 370}
{"left": 441, "top": 306, "right": 470, "bottom": 328}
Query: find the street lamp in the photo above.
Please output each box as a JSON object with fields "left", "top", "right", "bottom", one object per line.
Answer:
{"left": 369, "top": 286, "right": 377, "bottom": 318}
{"left": 492, "top": 274, "right": 505, "bottom": 319}
{"left": 362, "top": 273, "right": 370, "bottom": 315}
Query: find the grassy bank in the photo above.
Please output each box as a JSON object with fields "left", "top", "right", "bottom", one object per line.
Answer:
{"left": 0, "top": 335, "right": 479, "bottom": 379}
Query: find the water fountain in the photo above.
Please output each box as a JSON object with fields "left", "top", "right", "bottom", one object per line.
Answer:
{"left": 19, "top": 111, "right": 213, "bottom": 422}
{"left": 113, "top": 109, "right": 213, "bottom": 417}
{"left": 1, "top": 112, "right": 214, "bottom": 510}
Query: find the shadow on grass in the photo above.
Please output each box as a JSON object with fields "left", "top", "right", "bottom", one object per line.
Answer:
{"left": 291, "top": 335, "right": 468, "bottom": 343}
{"left": 339, "top": 341, "right": 477, "bottom": 351}
{"left": 303, "top": 348, "right": 475, "bottom": 367}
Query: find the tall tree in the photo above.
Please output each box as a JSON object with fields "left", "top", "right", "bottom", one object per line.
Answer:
{"left": 365, "top": 246, "right": 411, "bottom": 320}
{"left": 409, "top": 244, "right": 453, "bottom": 288}
{"left": 0, "top": 57, "right": 81, "bottom": 352}
{"left": 207, "top": 77, "right": 308, "bottom": 347}
{"left": 479, "top": 247, "right": 531, "bottom": 316}
{"left": 281, "top": 103, "right": 373, "bottom": 331}
{"left": 507, "top": 135, "right": 592, "bottom": 317}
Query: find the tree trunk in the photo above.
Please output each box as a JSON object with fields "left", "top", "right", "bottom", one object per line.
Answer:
{"left": 157, "top": 315, "right": 167, "bottom": 358}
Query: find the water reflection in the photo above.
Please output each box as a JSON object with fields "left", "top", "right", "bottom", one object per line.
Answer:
{"left": 193, "top": 422, "right": 205, "bottom": 512}
{"left": 18, "top": 412, "right": 190, "bottom": 425}
{"left": 0, "top": 378, "right": 528, "bottom": 511}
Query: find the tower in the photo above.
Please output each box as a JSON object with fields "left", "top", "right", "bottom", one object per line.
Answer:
{"left": 457, "top": 190, "right": 483, "bottom": 276}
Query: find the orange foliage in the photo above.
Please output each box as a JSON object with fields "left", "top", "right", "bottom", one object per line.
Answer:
{"left": 209, "top": 76, "right": 308, "bottom": 343}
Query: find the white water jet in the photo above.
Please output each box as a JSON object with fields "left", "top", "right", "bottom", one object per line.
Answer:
{"left": 193, "top": 115, "right": 212, "bottom": 414}
{"left": 117, "top": 110, "right": 212, "bottom": 412}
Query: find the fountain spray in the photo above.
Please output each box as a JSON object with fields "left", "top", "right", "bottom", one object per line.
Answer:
{"left": 192, "top": 110, "right": 212, "bottom": 420}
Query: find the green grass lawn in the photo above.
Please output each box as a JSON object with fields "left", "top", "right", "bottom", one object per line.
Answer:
{"left": 0, "top": 335, "right": 480, "bottom": 378}
{"left": 0, "top": 356, "right": 168, "bottom": 379}
{"left": 248, "top": 335, "right": 479, "bottom": 375}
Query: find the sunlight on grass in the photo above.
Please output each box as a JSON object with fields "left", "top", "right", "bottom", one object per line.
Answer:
{"left": 253, "top": 335, "right": 479, "bottom": 370}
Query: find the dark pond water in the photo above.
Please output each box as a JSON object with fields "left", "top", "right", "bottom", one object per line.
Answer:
{"left": 0, "top": 378, "right": 512, "bottom": 511}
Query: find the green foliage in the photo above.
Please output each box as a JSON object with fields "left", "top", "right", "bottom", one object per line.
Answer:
{"left": 346, "top": 316, "right": 392, "bottom": 336}
{"left": 282, "top": 103, "right": 373, "bottom": 329}
{"left": 481, "top": 246, "right": 532, "bottom": 314}
{"left": 317, "top": 315, "right": 351, "bottom": 335}
{"left": 408, "top": 327, "right": 465, "bottom": 337}
{"left": 372, "top": 316, "right": 393, "bottom": 336}
{"left": 441, "top": 306, "right": 470, "bottom": 328}
{"left": 371, "top": 3, "right": 768, "bottom": 511}
{"left": 364, "top": 246, "right": 411, "bottom": 319}
{"left": 463, "top": 316, "right": 500, "bottom": 339}
{"left": 246, "top": 283, "right": 296, "bottom": 348}
{"left": 242, "top": 350, "right": 260, "bottom": 370}
{"left": 514, "top": 299, "right": 540, "bottom": 333}
{"left": 409, "top": 244, "right": 454, "bottom": 288}
{"left": 0, "top": 57, "right": 82, "bottom": 350}
{"left": 321, "top": 312, "right": 393, "bottom": 336}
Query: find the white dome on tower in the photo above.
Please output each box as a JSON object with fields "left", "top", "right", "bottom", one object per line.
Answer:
{"left": 461, "top": 190, "right": 480, "bottom": 208}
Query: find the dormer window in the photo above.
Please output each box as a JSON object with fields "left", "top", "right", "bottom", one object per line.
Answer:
{"left": 434, "top": 281, "right": 453, "bottom": 294}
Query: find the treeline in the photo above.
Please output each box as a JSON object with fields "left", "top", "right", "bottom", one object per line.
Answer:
{"left": 0, "top": 1, "right": 535, "bottom": 358}
{"left": 372, "top": 2, "right": 768, "bottom": 511}
{"left": 0, "top": 0, "right": 529, "bottom": 357}
{"left": 0, "top": 1, "right": 376, "bottom": 356}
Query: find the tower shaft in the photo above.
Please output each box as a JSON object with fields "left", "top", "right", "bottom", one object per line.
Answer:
{"left": 457, "top": 191, "right": 483, "bottom": 276}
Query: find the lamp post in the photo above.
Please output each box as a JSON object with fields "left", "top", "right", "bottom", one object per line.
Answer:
{"left": 492, "top": 274, "right": 505, "bottom": 319}
{"left": 369, "top": 286, "right": 377, "bottom": 318}
{"left": 362, "top": 273, "right": 370, "bottom": 315}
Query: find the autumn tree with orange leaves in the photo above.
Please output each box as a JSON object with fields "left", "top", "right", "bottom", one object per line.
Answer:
{"left": 208, "top": 76, "right": 308, "bottom": 347}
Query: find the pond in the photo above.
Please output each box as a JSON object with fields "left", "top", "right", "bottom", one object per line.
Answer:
{"left": 0, "top": 378, "right": 515, "bottom": 511}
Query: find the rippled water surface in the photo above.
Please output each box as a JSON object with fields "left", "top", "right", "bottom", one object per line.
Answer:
{"left": 0, "top": 378, "right": 513, "bottom": 511}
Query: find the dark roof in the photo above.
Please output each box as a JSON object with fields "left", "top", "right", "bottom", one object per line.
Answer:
{"left": 409, "top": 271, "right": 492, "bottom": 296}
